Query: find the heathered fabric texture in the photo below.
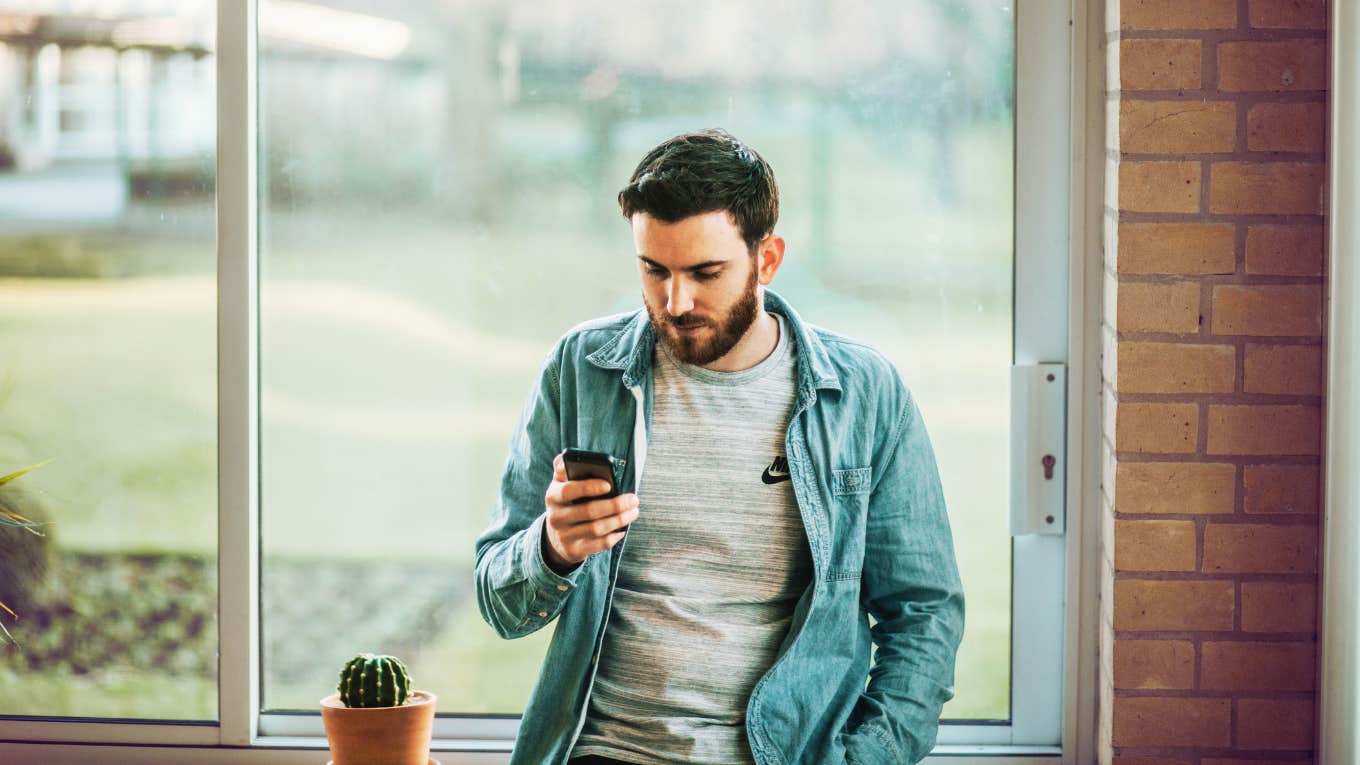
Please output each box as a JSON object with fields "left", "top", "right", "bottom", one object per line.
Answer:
{"left": 570, "top": 313, "right": 814, "bottom": 765}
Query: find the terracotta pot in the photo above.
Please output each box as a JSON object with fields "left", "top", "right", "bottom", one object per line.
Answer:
{"left": 320, "top": 690, "right": 437, "bottom": 765}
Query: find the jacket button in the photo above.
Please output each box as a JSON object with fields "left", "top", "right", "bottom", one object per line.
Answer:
{"left": 538, "top": 610, "right": 548, "bottom": 617}
{"left": 557, "top": 584, "right": 569, "bottom": 591}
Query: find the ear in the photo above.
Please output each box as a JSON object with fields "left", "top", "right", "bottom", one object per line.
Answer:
{"left": 755, "top": 234, "right": 785, "bottom": 286}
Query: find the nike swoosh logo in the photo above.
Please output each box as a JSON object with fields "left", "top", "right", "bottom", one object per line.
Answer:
{"left": 762, "top": 467, "right": 791, "bottom": 484}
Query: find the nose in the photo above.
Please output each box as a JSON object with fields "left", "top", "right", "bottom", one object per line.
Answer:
{"left": 666, "top": 278, "right": 694, "bottom": 317}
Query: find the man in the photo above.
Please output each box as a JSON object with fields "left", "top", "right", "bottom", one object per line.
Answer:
{"left": 474, "top": 129, "right": 964, "bottom": 765}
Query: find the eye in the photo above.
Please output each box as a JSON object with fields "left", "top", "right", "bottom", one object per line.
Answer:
{"left": 644, "top": 266, "right": 668, "bottom": 278}
{"left": 694, "top": 271, "right": 720, "bottom": 282}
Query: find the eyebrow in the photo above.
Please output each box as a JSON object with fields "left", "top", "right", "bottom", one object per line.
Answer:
{"left": 637, "top": 256, "right": 728, "bottom": 273}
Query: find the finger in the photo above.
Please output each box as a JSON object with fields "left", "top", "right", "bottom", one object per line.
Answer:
{"left": 560, "top": 478, "right": 618, "bottom": 506}
{"left": 567, "top": 503, "right": 639, "bottom": 541}
{"left": 567, "top": 493, "right": 636, "bottom": 523}
{"left": 584, "top": 505, "right": 639, "bottom": 538}
{"left": 575, "top": 528, "right": 628, "bottom": 559}
{"left": 552, "top": 452, "right": 566, "bottom": 482}
{"left": 544, "top": 478, "right": 567, "bottom": 508}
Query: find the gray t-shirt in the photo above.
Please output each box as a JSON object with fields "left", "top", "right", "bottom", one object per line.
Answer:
{"left": 570, "top": 312, "right": 815, "bottom": 765}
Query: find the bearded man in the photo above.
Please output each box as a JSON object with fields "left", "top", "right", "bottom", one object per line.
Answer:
{"left": 475, "top": 128, "right": 965, "bottom": 765}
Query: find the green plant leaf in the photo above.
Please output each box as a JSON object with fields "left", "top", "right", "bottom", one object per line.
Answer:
{"left": 0, "top": 600, "right": 15, "bottom": 646}
{"left": 0, "top": 459, "right": 52, "bottom": 487}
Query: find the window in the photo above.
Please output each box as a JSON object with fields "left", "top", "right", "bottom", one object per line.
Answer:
{"left": 0, "top": 3, "right": 218, "bottom": 723}
{"left": 0, "top": 1, "right": 1086, "bottom": 760}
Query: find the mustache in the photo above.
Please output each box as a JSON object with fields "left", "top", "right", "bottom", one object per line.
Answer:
{"left": 668, "top": 315, "right": 708, "bottom": 329}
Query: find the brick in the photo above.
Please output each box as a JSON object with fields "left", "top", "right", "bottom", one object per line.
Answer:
{"left": 1102, "top": 549, "right": 1117, "bottom": 628}
{"left": 1101, "top": 551, "right": 1117, "bottom": 630}
{"left": 1115, "top": 520, "right": 1198, "bottom": 571}
{"left": 1242, "top": 580, "right": 1318, "bottom": 631}
{"left": 1104, "top": 268, "right": 1120, "bottom": 330}
{"left": 1205, "top": 760, "right": 1320, "bottom": 765}
{"left": 1114, "top": 579, "right": 1235, "bottom": 630}
{"left": 1113, "top": 639, "right": 1195, "bottom": 689}
{"left": 1245, "top": 463, "right": 1320, "bottom": 514}
{"left": 1122, "top": 39, "right": 1203, "bottom": 91}
{"left": 1104, "top": 388, "right": 1119, "bottom": 456}
{"left": 1115, "top": 461, "right": 1235, "bottom": 514}
{"left": 1103, "top": 497, "right": 1117, "bottom": 567}
{"left": 1212, "top": 284, "right": 1323, "bottom": 336}
{"left": 1202, "top": 522, "right": 1318, "bottom": 573}
{"left": 1219, "top": 39, "right": 1328, "bottom": 92}
{"left": 1236, "top": 698, "right": 1315, "bottom": 749}
{"left": 1248, "top": 0, "right": 1329, "bottom": 29}
{"left": 1103, "top": 331, "right": 1119, "bottom": 389}
{"left": 1101, "top": 590, "right": 1116, "bottom": 670}
{"left": 1122, "top": 0, "right": 1237, "bottom": 29}
{"left": 1117, "top": 402, "right": 1199, "bottom": 454}
{"left": 1209, "top": 162, "right": 1326, "bottom": 215}
{"left": 1099, "top": 701, "right": 1113, "bottom": 765}
{"left": 1248, "top": 102, "right": 1328, "bottom": 152}
{"left": 1120, "top": 161, "right": 1202, "bottom": 212}
{"left": 1246, "top": 224, "right": 1325, "bottom": 276}
{"left": 1201, "top": 641, "right": 1316, "bottom": 690}
{"left": 1106, "top": 25, "right": 1122, "bottom": 92}
{"left": 1118, "top": 342, "right": 1235, "bottom": 393}
{"left": 1118, "top": 222, "right": 1235, "bottom": 275}
{"left": 1207, "top": 404, "right": 1321, "bottom": 455}
{"left": 1112, "top": 696, "right": 1231, "bottom": 747}
{"left": 1099, "top": 707, "right": 1113, "bottom": 765}
{"left": 1119, "top": 282, "right": 1202, "bottom": 333}
{"left": 1244, "top": 343, "right": 1323, "bottom": 395}
{"left": 1104, "top": 203, "right": 1121, "bottom": 267}
{"left": 1120, "top": 100, "right": 1236, "bottom": 153}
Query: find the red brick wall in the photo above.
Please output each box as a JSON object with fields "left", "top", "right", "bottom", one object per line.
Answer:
{"left": 1098, "top": 1, "right": 1327, "bottom": 763}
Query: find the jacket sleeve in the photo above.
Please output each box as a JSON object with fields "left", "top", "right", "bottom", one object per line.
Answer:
{"left": 843, "top": 390, "right": 966, "bottom": 765}
{"left": 473, "top": 344, "right": 588, "bottom": 640}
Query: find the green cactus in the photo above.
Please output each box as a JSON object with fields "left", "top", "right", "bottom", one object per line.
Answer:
{"left": 337, "top": 653, "right": 412, "bottom": 708}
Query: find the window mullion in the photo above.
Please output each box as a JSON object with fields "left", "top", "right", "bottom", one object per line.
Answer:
{"left": 217, "top": 0, "right": 261, "bottom": 747}
{"left": 1009, "top": 0, "right": 1072, "bottom": 747}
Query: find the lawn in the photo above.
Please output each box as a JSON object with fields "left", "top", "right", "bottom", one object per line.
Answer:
{"left": 0, "top": 121, "right": 1015, "bottom": 724}
{"left": 0, "top": 262, "right": 1010, "bottom": 722}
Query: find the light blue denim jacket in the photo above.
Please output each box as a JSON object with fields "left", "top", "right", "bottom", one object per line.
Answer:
{"left": 474, "top": 290, "right": 965, "bottom": 765}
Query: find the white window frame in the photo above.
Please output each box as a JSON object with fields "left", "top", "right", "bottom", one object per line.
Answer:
{"left": 1320, "top": 1, "right": 1360, "bottom": 763}
{"left": 0, "top": 0, "right": 1106, "bottom": 761}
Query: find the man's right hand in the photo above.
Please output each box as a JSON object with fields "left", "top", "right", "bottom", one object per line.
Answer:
{"left": 542, "top": 452, "right": 640, "bottom": 575}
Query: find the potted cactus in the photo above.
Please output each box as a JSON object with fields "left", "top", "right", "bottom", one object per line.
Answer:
{"left": 320, "top": 653, "right": 438, "bottom": 765}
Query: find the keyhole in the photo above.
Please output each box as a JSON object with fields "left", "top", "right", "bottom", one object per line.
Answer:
{"left": 1042, "top": 454, "right": 1056, "bottom": 480}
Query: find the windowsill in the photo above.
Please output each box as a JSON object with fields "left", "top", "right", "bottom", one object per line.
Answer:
{"left": 0, "top": 738, "right": 1064, "bottom": 764}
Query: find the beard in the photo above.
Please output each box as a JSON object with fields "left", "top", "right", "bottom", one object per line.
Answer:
{"left": 646, "top": 264, "right": 760, "bottom": 367}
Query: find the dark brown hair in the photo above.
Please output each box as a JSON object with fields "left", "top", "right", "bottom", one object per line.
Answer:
{"left": 617, "top": 128, "right": 779, "bottom": 252}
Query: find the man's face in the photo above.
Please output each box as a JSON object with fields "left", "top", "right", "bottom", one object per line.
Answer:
{"left": 632, "top": 210, "right": 761, "bottom": 367}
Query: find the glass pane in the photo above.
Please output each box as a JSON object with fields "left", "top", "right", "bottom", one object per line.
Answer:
{"left": 260, "top": 0, "right": 1012, "bottom": 722}
{"left": 0, "top": 5, "right": 218, "bottom": 719}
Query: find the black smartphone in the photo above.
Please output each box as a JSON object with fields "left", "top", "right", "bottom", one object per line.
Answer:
{"left": 562, "top": 448, "right": 628, "bottom": 532}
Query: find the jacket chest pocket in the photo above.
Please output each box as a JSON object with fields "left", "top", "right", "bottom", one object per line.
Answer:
{"left": 571, "top": 417, "right": 631, "bottom": 476}
{"left": 832, "top": 467, "right": 872, "bottom": 496}
{"left": 826, "top": 466, "right": 872, "bottom": 580}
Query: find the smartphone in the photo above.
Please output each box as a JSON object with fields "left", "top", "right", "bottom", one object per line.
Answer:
{"left": 562, "top": 448, "right": 628, "bottom": 532}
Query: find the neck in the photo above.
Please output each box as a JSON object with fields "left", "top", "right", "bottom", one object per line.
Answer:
{"left": 700, "top": 307, "right": 779, "bottom": 372}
